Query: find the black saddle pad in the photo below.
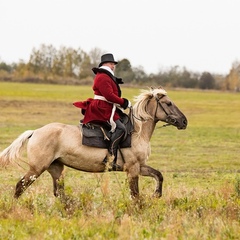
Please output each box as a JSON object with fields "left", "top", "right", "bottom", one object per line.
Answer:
{"left": 81, "top": 113, "right": 133, "bottom": 149}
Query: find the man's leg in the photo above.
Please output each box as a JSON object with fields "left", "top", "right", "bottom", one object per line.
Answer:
{"left": 107, "top": 119, "right": 126, "bottom": 170}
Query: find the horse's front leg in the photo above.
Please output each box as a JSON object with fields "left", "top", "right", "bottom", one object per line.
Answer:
{"left": 126, "top": 162, "right": 140, "bottom": 198}
{"left": 128, "top": 175, "right": 139, "bottom": 198}
{"left": 140, "top": 165, "right": 163, "bottom": 197}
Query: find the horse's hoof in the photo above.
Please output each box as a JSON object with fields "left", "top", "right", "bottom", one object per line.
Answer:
{"left": 153, "top": 191, "right": 162, "bottom": 198}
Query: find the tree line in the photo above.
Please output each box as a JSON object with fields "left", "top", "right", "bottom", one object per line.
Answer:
{"left": 0, "top": 44, "right": 239, "bottom": 91}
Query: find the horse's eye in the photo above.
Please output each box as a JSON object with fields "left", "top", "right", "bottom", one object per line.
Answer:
{"left": 167, "top": 102, "right": 172, "bottom": 106}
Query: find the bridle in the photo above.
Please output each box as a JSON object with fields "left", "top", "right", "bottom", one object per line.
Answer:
{"left": 130, "top": 95, "right": 172, "bottom": 128}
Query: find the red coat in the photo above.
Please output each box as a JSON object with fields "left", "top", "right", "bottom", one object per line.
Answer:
{"left": 73, "top": 68, "right": 128, "bottom": 124}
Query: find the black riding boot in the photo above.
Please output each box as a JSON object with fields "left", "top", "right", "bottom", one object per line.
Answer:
{"left": 107, "top": 119, "right": 126, "bottom": 170}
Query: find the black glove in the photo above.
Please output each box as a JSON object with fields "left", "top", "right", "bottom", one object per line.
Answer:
{"left": 122, "top": 98, "right": 130, "bottom": 109}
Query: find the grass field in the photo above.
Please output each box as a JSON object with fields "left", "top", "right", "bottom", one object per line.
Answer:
{"left": 0, "top": 82, "right": 239, "bottom": 239}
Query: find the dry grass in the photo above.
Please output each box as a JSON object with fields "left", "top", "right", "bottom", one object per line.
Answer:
{"left": 0, "top": 82, "right": 239, "bottom": 239}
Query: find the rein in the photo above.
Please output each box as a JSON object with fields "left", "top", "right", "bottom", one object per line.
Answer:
{"left": 130, "top": 107, "right": 144, "bottom": 121}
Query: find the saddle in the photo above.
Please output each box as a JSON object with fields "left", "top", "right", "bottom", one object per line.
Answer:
{"left": 81, "top": 113, "right": 133, "bottom": 149}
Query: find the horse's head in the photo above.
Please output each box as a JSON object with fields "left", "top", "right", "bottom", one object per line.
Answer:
{"left": 150, "top": 87, "right": 187, "bottom": 129}
{"left": 133, "top": 87, "right": 188, "bottom": 130}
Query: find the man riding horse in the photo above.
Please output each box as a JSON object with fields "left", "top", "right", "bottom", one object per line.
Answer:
{"left": 74, "top": 53, "right": 131, "bottom": 170}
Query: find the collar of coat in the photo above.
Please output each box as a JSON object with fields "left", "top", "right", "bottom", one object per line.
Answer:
{"left": 92, "top": 67, "right": 124, "bottom": 84}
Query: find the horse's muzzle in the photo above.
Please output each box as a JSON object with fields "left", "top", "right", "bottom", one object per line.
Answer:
{"left": 166, "top": 116, "right": 188, "bottom": 130}
{"left": 179, "top": 118, "right": 188, "bottom": 129}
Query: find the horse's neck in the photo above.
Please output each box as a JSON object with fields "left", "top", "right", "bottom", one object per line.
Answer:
{"left": 134, "top": 119, "right": 156, "bottom": 142}
{"left": 143, "top": 120, "right": 156, "bottom": 140}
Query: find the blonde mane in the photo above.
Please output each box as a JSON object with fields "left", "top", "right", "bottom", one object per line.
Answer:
{"left": 132, "top": 87, "right": 167, "bottom": 134}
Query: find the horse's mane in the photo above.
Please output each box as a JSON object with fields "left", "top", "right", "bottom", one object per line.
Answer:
{"left": 132, "top": 87, "right": 167, "bottom": 134}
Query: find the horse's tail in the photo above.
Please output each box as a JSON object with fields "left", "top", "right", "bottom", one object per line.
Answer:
{"left": 0, "top": 130, "right": 34, "bottom": 167}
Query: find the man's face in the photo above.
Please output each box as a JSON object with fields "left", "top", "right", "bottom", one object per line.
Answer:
{"left": 104, "top": 62, "right": 116, "bottom": 71}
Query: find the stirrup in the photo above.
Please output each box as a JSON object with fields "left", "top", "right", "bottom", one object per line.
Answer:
{"left": 105, "top": 153, "right": 114, "bottom": 171}
{"left": 103, "top": 153, "right": 121, "bottom": 171}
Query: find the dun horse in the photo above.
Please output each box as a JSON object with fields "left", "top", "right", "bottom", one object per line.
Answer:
{"left": 0, "top": 87, "right": 187, "bottom": 199}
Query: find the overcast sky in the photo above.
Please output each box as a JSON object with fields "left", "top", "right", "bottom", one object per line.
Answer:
{"left": 1, "top": 0, "right": 240, "bottom": 74}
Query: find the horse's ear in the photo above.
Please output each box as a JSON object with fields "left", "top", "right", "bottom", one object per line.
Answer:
{"left": 149, "top": 88, "right": 154, "bottom": 99}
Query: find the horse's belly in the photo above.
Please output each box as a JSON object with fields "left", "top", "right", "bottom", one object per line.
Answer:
{"left": 59, "top": 148, "right": 107, "bottom": 172}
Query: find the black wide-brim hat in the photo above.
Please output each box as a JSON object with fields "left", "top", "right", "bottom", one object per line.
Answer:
{"left": 99, "top": 53, "right": 118, "bottom": 67}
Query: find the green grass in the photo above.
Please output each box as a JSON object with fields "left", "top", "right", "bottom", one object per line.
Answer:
{"left": 0, "top": 82, "right": 239, "bottom": 239}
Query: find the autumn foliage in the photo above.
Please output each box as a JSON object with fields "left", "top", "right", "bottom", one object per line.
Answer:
{"left": 0, "top": 44, "right": 239, "bottom": 90}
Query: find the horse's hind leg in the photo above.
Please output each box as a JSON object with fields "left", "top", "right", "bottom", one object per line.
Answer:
{"left": 15, "top": 167, "right": 42, "bottom": 198}
{"left": 47, "top": 160, "right": 65, "bottom": 199}
{"left": 140, "top": 165, "right": 163, "bottom": 197}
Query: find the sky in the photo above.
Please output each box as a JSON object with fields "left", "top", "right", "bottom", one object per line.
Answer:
{"left": 0, "top": 0, "right": 240, "bottom": 75}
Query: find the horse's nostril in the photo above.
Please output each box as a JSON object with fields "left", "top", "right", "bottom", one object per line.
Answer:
{"left": 183, "top": 119, "right": 188, "bottom": 126}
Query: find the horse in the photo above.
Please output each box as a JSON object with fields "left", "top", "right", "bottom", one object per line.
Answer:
{"left": 0, "top": 87, "right": 187, "bottom": 200}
